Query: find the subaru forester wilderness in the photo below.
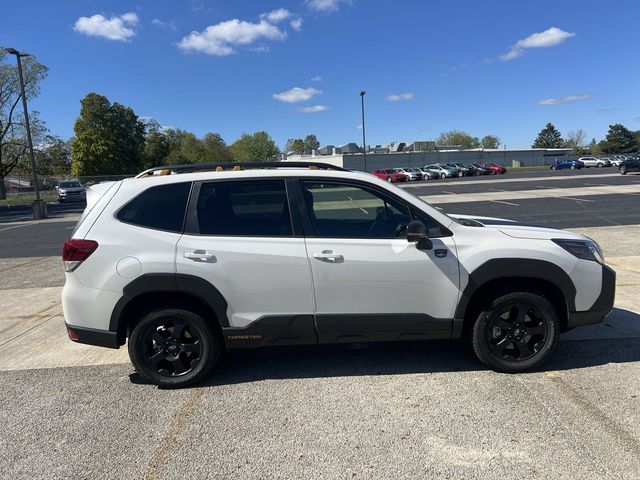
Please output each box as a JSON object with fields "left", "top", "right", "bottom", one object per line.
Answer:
{"left": 62, "top": 162, "right": 615, "bottom": 387}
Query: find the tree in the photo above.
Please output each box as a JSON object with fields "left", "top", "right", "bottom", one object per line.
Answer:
{"left": 202, "top": 132, "right": 232, "bottom": 162}
{"left": 532, "top": 123, "right": 564, "bottom": 148}
{"left": 599, "top": 124, "right": 637, "bottom": 154}
{"left": 142, "top": 119, "right": 170, "bottom": 169}
{"left": 285, "top": 138, "right": 305, "bottom": 153}
{"left": 588, "top": 138, "right": 602, "bottom": 156}
{"left": 71, "top": 93, "right": 146, "bottom": 176}
{"left": 436, "top": 130, "right": 480, "bottom": 149}
{"left": 231, "top": 131, "right": 279, "bottom": 162}
{"left": 18, "top": 134, "right": 70, "bottom": 176}
{"left": 480, "top": 135, "right": 500, "bottom": 149}
{"left": 303, "top": 134, "right": 320, "bottom": 153}
{"left": 0, "top": 49, "right": 48, "bottom": 199}
{"left": 564, "top": 129, "right": 586, "bottom": 153}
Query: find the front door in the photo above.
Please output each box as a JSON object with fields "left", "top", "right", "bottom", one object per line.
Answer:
{"left": 297, "top": 179, "right": 460, "bottom": 343}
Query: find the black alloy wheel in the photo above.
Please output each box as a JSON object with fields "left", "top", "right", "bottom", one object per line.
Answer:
{"left": 129, "top": 308, "right": 220, "bottom": 388}
{"left": 470, "top": 291, "right": 559, "bottom": 372}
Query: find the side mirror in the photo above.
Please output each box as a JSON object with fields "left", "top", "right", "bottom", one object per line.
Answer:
{"left": 406, "top": 220, "right": 433, "bottom": 250}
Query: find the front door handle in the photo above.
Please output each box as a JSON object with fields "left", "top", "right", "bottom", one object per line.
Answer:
{"left": 184, "top": 250, "right": 217, "bottom": 262}
{"left": 312, "top": 250, "right": 344, "bottom": 263}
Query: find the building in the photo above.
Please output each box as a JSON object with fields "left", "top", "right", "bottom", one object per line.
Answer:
{"left": 287, "top": 146, "right": 574, "bottom": 171}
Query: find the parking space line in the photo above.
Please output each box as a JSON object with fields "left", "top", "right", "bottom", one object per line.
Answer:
{"left": 0, "top": 222, "right": 41, "bottom": 232}
{"left": 441, "top": 191, "right": 456, "bottom": 195}
{"left": 490, "top": 200, "right": 519, "bottom": 206}
{"left": 561, "top": 197, "right": 596, "bottom": 203}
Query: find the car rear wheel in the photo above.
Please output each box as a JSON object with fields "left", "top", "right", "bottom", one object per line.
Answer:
{"left": 440, "top": 173, "right": 446, "bottom": 179}
{"left": 128, "top": 307, "right": 221, "bottom": 388}
{"left": 620, "top": 165, "right": 627, "bottom": 175}
{"left": 458, "top": 171, "right": 464, "bottom": 178}
{"left": 492, "top": 170, "right": 497, "bottom": 175}
{"left": 597, "top": 163, "right": 603, "bottom": 168}
{"left": 470, "top": 291, "right": 559, "bottom": 373}
{"left": 570, "top": 165, "right": 575, "bottom": 170}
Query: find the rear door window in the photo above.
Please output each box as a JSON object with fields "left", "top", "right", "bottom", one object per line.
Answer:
{"left": 195, "top": 180, "right": 293, "bottom": 236}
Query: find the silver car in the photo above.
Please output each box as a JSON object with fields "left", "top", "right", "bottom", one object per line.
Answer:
{"left": 56, "top": 180, "right": 86, "bottom": 203}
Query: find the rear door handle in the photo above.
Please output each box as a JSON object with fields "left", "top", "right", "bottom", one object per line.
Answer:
{"left": 184, "top": 250, "right": 217, "bottom": 262}
{"left": 312, "top": 250, "right": 344, "bottom": 263}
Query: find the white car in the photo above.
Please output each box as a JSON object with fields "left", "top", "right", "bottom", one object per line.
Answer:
{"left": 62, "top": 161, "right": 615, "bottom": 387}
{"left": 578, "top": 156, "right": 610, "bottom": 168}
{"left": 610, "top": 156, "right": 626, "bottom": 167}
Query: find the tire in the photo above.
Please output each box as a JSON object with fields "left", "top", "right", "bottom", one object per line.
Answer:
{"left": 492, "top": 170, "right": 497, "bottom": 175}
{"left": 570, "top": 165, "right": 575, "bottom": 170}
{"left": 620, "top": 165, "right": 627, "bottom": 175}
{"left": 128, "top": 307, "right": 221, "bottom": 388}
{"left": 387, "top": 176, "right": 392, "bottom": 182}
{"left": 458, "top": 172, "right": 464, "bottom": 178}
{"left": 470, "top": 291, "right": 560, "bottom": 373}
{"left": 440, "top": 173, "right": 446, "bottom": 179}
{"left": 597, "top": 163, "right": 603, "bottom": 168}
{"left": 551, "top": 166, "right": 556, "bottom": 170}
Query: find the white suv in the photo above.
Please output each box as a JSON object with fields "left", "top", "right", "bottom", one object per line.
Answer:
{"left": 62, "top": 162, "right": 615, "bottom": 387}
{"left": 578, "top": 156, "right": 609, "bottom": 168}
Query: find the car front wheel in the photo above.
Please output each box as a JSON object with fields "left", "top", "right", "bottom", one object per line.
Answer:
{"left": 128, "top": 307, "right": 221, "bottom": 388}
{"left": 620, "top": 165, "right": 627, "bottom": 175}
{"left": 470, "top": 291, "right": 559, "bottom": 373}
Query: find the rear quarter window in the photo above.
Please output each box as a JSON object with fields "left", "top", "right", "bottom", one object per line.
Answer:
{"left": 117, "top": 182, "right": 192, "bottom": 232}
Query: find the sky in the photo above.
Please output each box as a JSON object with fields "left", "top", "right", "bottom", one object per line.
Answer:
{"left": 2, "top": 0, "right": 640, "bottom": 150}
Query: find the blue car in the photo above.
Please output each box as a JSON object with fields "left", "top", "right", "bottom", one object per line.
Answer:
{"left": 550, "top": 159, "right": 584, "bottom": 170}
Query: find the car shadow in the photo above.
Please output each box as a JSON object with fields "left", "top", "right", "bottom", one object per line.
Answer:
{"left": 129, "top": 308, "right": 640, "bottom": 388}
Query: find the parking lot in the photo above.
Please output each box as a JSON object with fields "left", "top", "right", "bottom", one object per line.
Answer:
{"left": 1, "top": 168, "right": 639, "bottom": 479}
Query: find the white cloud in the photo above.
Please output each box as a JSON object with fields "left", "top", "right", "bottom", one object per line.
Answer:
{"left": 290, "top": 18, "right": 303, "bottom": 31}
{"left": 306, "top": 0, "right": 346, "bottom": 12}
{"left": 178, "top": 19, "right": 286, "bottom": 55}
{"left": 386, "top": 92, "right": 415, "bottom": 102}
{"left": 538, "top": 94, "right": 591, "bottom": 106}
{"left": 299, "top": 105, "right": 329, "bottom": 113}
{"left": 151, "top": 18, "right": 177, "bottom": 30}
{"left": 74, "top": 12, "right": 139, "bottom": 41}
{"left": 260, "top": 8, "right": 292, "bottom": 23}
{"left": 273, "top": 86, "right": 321, "bottom": 103}
{"left": 310, "top": 75, "right": 322, "bottom": 82}
{"left": 501, "top": 27, "right": 575, "bottom": 61}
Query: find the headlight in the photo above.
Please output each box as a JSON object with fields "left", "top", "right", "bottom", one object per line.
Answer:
{"left": 552, "top": 239, "right": 604, "bottom": 264}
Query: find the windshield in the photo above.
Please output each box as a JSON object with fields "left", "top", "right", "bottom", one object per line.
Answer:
{"left": 59, "top": 181, "right": 81, "bottom": 188}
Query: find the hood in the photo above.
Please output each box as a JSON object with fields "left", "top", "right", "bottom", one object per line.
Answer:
{"left": 450, "top": 214, "right": 586, "bottom": 240}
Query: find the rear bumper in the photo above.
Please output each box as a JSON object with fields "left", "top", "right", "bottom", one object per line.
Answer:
{"left": 65, "top": 324, "right": 120, "bottom": 349}
{"left": 567, "top": 264, "right": 616, "bottom": 328}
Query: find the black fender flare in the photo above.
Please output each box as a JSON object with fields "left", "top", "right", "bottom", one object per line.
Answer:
{"left": 454, "top": 258, "right": 577, "bottom": 321}
{"left": 109, "top": 273, "right": 229, "bottom": 342}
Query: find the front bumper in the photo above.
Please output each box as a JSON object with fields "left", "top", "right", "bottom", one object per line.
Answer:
{"left": 567, "top": 264, "right": 616, "bottom": 328}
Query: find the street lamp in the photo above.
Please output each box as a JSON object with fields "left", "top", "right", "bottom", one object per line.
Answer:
{"left": 360, "top": 90, "right": 367, "bottom": 172}
{"left": 4, "top": 47, "right": 46, "bottom": 219}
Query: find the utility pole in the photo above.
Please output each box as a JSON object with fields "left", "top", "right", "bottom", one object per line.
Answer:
{"left": 360, "top": 91, "right": 367, "bottom": 171}
{"left": 5, "top": 47, "right": 46, "bottom": 219}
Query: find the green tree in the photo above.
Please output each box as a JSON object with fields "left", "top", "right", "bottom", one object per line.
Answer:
{"left": 0, "top": 49, "right": 48, "bottom": 199}
{"left": 231, "top": 131, "right": 279, "bottom": 162}
{"left": 202, "top": 132, "right": 232, "bottom": 162}
{"left": 142, "top": 119, "right": 170, "bottom": 169}
{"left": 71, "top": 93, "right": 146, "bottom": 176}
{"left": 19, "top": 135, "right": 70, "bottom": 176}
{"left": 285, "top": 138, "right": 305, "bottom": 153}
{"left": 480, "top": 135, "right": 500, "bottom": 149}
{"left": 599, "top": 124, "right": 637, "bottom": 154}
{"left": 588, "top": 138, "right": 602, "bottom": 156}
{"left": 436, "top": 130, "right": 480, "bottom": 149}
{"left": 303, "top": 134, "right": 320, "bottom": 153}
{"left": 532, "top": 123, "right": 564, "bottom": 148}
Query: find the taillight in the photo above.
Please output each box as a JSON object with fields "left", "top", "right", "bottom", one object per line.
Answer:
{"left": 62, "top": 239, "right": 98, "bottom": 272}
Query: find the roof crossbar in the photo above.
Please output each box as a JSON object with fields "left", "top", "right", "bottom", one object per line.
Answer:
{"left": 135, "top": 161, "right": 348, "bottom": 178}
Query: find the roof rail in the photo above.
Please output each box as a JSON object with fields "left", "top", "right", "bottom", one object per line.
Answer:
{"left": 135, "top": 161, "right": 348, "bottom": 178}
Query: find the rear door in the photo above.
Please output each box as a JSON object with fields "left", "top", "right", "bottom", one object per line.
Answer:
{"left": 175, "top": 178, "right": 316, "bottom": 347}
{"left": 296, "top": 179, "right": 460, "bottom": 343}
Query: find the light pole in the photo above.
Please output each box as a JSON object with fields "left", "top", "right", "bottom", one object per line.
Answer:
{"left": 360, "top": 90, "right": 367, "bottom": 171}
{"left": 5, "top": 47, "right": 46, "bottom": 219}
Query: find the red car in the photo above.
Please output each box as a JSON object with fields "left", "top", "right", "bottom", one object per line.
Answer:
{"left": 480, "top": 163, "right": 507, "bottom": 175}
{"left": 371, "top": 168, "right": 408, "bottom": 183}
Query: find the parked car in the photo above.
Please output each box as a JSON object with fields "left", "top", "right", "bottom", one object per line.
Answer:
{"left": 394, "top": 167, "right": 422, "bottom": 181}
{"left": 610, "top": 156, "right": 626, "bottom": 167}
{"left": 423, "top": 164, "right": 458, "bottom": 179}
{"left": 480, "top": 163, "right": 507, "bottom": 175}
{"left": 619, "top": 157, "right": 640, "bottom": 175}
{"left": 55, "top": 180, "right": 86, "bottom": 203}
{"left": 419, "top": 168, "right": 439, "bottom": 180}
{"left": 550, "top": 159, "right": 584, "bottom": 170}
{"left": 449, "top": 163, "right": 475, "bottom": 176}
{"left": 469, "top": 164, "right": 491, "bottom": 175}
{"left": 371, "top": 169, "right": 408, "bottom": 183}
{"left": 62, "top": 161, "right": 615, "bottom": 387}
{"left": 578, "top": 156, "right": 609, "bottom": 168}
